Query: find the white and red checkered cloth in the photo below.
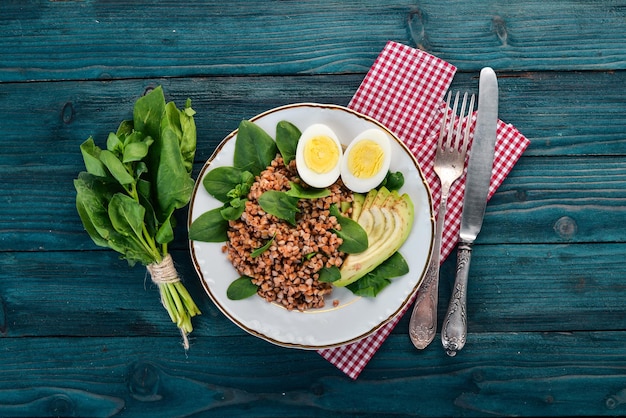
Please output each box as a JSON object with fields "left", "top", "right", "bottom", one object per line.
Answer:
{"left": 318, "top": 41, "right": 530, "bottom": 379}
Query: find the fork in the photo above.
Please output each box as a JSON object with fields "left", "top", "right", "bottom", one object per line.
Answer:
{"left": 409, "top": 91, "right": 475, "bottom": 349}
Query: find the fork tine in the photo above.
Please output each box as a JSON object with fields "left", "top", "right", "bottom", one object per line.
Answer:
{"left": 437, "top": 92, "right": 452, "bottom": 150}
{"left": 461, "top": 94, "right": 476, "bottom": 154}
{"left": 454, "top": 92, "right": 469, "bottom": 150}
{"left": 445, "top": 91, "right": 460, "bottom": 150}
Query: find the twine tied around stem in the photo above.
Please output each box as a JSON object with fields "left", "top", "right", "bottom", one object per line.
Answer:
{"left": 147, "top": 254, "right": 179, "bottom": 285}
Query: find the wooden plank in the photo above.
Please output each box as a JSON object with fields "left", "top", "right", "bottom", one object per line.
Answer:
{"left": 0, "top": 332, "right": 625, "bottom": 416}
{"left": 2, "top": 242, "right": 626, "bottom": 338}
{"left": 1, "top": 71, "right": 625, "bottom": 167}
{"left": 2, "top": 0, "right": 626, "bottom": 82}
{"left": 482, "top": 155, "right": 626, "bottom": 244}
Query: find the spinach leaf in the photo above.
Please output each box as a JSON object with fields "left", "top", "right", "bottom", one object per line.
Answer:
{"left": 379, "top": 171, "right": 405, "bottom": 191}
{"left": 75, "top": 175, "right": 153, "bottom": 266}
{"left": 233, "top": 120, "right": 277, "bottom": 175}
{"left": 74, "top": 173, "right": 121, "bottom": 243}
{"left": 153, "top": 124, "right": 195, "bottom": 220}
{"left": 188, "top": 207, "right": 230, "bottom": 242}
{"left": 162, "top": 101, "right": 196, "bottom": 174}
{"left": 155, "top": 217, "right": 174, "bottom": 244}
{"left": 74, "top": 177, "right": 113, "bottom": 247}
{"left": 122, "top": 133, "right": 153, "bottom": 163}
{"left": 329, "top": 204, "right": 368, "bottom": 254}
{"left": 250, "top": 233, "right": 276, "bottom": 258}
{"left": 106, "top": 132, "right": 124, "bottom": 154}
{"left": 275, "top": 120, "right": 301, "bottom": 164}
{"left": 227, "top": 276, "right": 259, "bottom": 300}
{"left": 108, "top": 193, "right": 145, "bottom": 239}
{"left": 318, "top": 266, "right": 341, "bottom": 283}
{"left": 179, "top": 99, "right": 197, "bottom": 174}
{"left": 285, "top": 182, "right": 330, "bottom": 199}
{"left": 116, "top": 119, "right": 133, "bottom": 137}
{"left": 99, "top": 150, "right": 135, "bottom": 186}
{"left": 258, "top": 190, "right": 300, "bottom": 226}
{"left": 346, "top": 252, "right": 409, "bottom": 297}
{"left": 227, "top": 171, "right": 254, "bottom": 200}
{"left": 133, "top": 86, "right": 165, "bottom": 143}
{"left": 203, "top": 166, "right": 252, "bottom": 203}
{"left": 105, "top": 230, "right": 154, "bottom": 267}
{"left": 79, "top": 138, "right": 108, "bottom": 177}
{"left": 220, "top": 199, "right": 247, "bottom": 221}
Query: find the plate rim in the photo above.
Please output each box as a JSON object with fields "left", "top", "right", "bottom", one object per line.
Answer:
{"left": 188, "top": 102, "right": 435, "bottom": 349}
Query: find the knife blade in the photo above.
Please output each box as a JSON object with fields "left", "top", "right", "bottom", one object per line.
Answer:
{"left": 441, "top": 67, "right": 498, "bottom": 356}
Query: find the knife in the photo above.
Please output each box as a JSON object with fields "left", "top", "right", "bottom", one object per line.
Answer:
{"left": 441, "top": 67, "right": 498, "bottom": 356}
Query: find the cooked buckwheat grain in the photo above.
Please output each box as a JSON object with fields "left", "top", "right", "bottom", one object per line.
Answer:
{"left": 223, "top": 155, "right": 352, "bottom": 311}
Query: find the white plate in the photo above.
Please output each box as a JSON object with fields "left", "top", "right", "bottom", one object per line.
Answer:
{"left": 188, "top": 103, "right": 434, "bottom": 349}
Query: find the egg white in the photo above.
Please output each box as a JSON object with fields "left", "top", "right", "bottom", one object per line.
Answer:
{"left": 295, "top": 124, "right": 343, "bottom": 188}
{"left": 340, "top": 128, "right": 392, "bottom": 193}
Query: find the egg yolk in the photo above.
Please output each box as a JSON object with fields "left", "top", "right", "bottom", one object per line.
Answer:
{"left": 303, "top": 136, "right": 340, "bottom": 174}
{"left": 347, "top": 140, "right": 384, "bottom": 178}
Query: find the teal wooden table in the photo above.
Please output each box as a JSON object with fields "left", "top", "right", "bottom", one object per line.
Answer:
{"left": 2, "top": 1, "right": 626, "bottom": 416}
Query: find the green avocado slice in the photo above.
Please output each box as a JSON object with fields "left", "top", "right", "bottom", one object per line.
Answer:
{"left": 334, "top": 188, "right": 414, "bottom": 287}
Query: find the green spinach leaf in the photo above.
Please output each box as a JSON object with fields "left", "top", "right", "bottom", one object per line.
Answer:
{"left": 99, "top": 150, "right": 135, "bottom": 185}
{"left": 203, "top": 166, "right": 252, "bottom": 203}
{"left": 122, "top": 132, "right": 153, "bottom": 163}
{"left": 227, "top": 276, "right": 259, "bottom": 300}
{"left": 275, "top": 120, "right": 301, "bottom": 164}
{"left": 188, "top": 207, "right": 230, "bottom": 242}
{"left": 379, "top": 171, "right": 405, "bottom": 191}
{"left": 106, "top": 132, "right": 124, "bottom": 154}
{"left": 133, "top": 86, "right": 165, "bottom": 143}
{"left": 250, "top": 233, "right": 276, "bottom": 258}
{"left": 179, "top": 99, "right": 197, "bottom": 174}
{"left": 220, "top": 199, "right": 247, "bottom": 221}
{"left": 155, "top": 217, "right": 174, "bottom": 244}
{"left": 346, "top": 252, "right": 409, "bottom": 297}
{"left": 258, "top": 190, "right": 300, "bottom": 226}
{"left": 329, "top": 204, "right": 368, "bottom": 254}
{"left": 108, "top": 193, "right": 145, "bottom": 239}
{"left": 318, "top": 266, "right": 341, "bottom": 283}
{"left": 285, "top": 182, "right": 330, "bottom": 199}
{"left": 153, "top": 125, "right": 195, "bottom": 219}
{"left": 233, "top": 120, "right": 277, "bottom": 176}
{"left": 79, "top": 138, "right": 108, "bottom": 177}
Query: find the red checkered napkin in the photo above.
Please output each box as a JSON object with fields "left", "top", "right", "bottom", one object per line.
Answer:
{"left": 318, "top": 41, "right": 529, "bottom": 379}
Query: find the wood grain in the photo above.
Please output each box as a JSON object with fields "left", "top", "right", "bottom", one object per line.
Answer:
{"left": 0, "top": 333, "right": 625, "bottom": 416}
{"left": 2, "top": 0, "right": 626, "bottom": 82}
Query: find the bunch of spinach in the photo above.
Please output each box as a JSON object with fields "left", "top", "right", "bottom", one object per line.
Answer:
{"left": 74, "top": 86, "right": 201, "bottom": 349}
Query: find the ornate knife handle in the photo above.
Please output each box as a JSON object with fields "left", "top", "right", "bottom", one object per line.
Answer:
{"left": 441, "top": 241, "right": 472, "bottom": 356}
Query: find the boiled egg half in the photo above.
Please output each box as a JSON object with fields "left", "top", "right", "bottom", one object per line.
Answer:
{"left": 295, "top": 124, "right": 343, "bottom": 188}
{"left": 340, "top": 128, "right": 392, "bottom": 193}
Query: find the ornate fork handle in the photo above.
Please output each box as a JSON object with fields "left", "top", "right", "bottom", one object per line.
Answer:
{"left": 408, "top": 192, "right": 448, "bottom": 348}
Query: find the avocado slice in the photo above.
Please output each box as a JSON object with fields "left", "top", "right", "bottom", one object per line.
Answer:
{"left": 360, "top": 190, "right": 376, "bottom": 213}
{"left": 334, "top": 191, "right": 414, "bottom": 287}
{"left": 351, "top": 193, "right": 365, "bottom": 221}
{"left": 369, "top": 186, "right": 390, "bottom": 208}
